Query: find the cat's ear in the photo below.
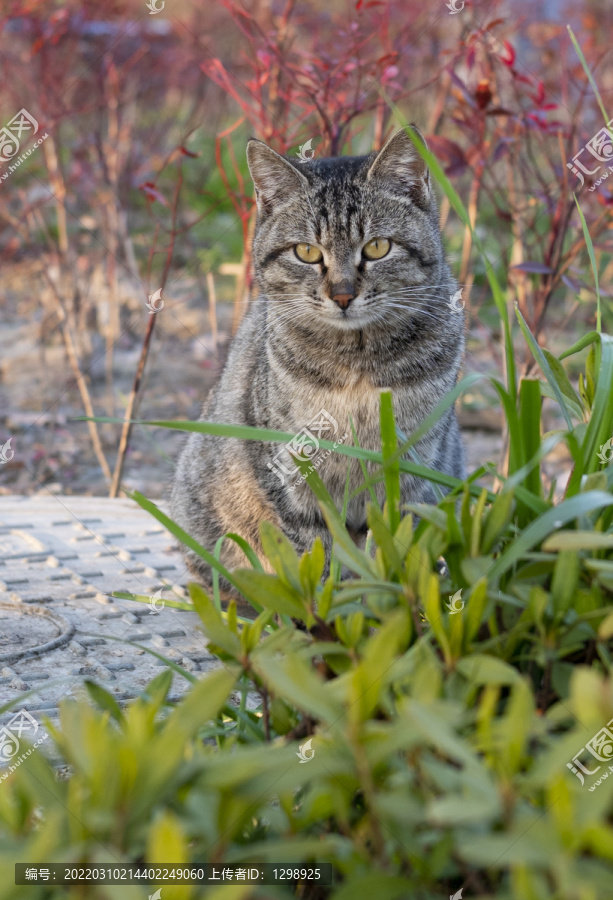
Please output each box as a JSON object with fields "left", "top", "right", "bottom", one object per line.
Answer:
{"left": 247, "top": 139, "right": 308, "bottom": 214}
{"left": 367, "top": 126, "right": 431, "bottom": 206}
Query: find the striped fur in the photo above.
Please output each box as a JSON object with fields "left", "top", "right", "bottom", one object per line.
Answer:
{"left": 171, "top": 128, "right": 465, "bottom": 591}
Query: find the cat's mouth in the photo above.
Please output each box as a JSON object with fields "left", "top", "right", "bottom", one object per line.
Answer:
{"left": 321, "top": 295, "right": 367, "bottom": 329}
{"left": 324, "top": 299, "right": 397, "bottom": 331}
{"left": 326, "top": 306, "right": 366, "bottom": 329}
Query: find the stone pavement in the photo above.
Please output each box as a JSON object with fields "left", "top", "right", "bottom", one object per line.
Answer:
{"left": 0, "top": 494, "right": 222, "bottom": 760}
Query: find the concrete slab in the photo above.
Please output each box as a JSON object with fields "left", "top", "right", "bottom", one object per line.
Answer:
{"left": 0, "top": 495, "right": 223, "bottom": 760}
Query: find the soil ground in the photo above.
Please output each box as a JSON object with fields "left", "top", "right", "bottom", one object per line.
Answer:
{"left": 0, "top": 263, "right": 576, "bottom": 502}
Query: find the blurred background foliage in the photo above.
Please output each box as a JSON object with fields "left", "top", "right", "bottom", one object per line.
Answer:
{"left": 1, "top": 0, "right": 613, "bottom": 496}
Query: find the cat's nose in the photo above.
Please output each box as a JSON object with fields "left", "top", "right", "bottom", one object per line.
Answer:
{"left": 331, "top": 292, "right": 355, "bottom": 310}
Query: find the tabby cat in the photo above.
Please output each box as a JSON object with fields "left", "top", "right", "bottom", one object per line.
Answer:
{"left": 170, "top": 126, "right": 465, "bottom": 591}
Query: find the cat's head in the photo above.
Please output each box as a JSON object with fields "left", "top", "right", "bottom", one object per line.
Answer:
{"left": 246, "top": 127, "right": 453, "bottom": 332}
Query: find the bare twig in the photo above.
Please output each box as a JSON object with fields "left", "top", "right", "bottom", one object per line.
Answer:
{"left": 109, "top": 164, "right": 184, "bottom": 497}
{"left": 41, "top": 268, "right": 112, "bottom": 483}
{"left": 206, "top": 271, "right": 218, "bottom": 353}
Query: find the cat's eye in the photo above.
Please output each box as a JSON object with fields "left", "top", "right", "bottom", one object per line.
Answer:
{"left": 363, "top": 238, "right": 391, "bottom": 260}
{"left": 294, "top": 243, "right": 323, "bottom": 264}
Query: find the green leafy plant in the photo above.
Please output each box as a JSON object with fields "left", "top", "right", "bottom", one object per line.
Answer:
{"left": 4, "top": 359, "right": 613, "bottom": 897}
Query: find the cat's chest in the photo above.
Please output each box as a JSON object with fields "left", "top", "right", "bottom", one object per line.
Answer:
{"left": 280, "top": 381, "right": 386, "bottom": 450}
{"left": 272, "top": 379, "right": 435, "bottom": 526}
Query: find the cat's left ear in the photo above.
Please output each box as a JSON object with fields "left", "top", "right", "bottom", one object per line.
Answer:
{"left": 367, "top": 126, "right": 431, "bottom": 206}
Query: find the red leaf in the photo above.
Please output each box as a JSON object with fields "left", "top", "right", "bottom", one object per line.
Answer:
{"left": 425, "top": 135, "right": 467, "bottom": 177}
{"left": 527, "top": 111, "right": 551, "bottom": 131}
{"left": 139, "top": 182, "right": 169, "bottom": 207}
{"left": 500, "top": 41, "right": 515, "bottom": 67}
{"left": 475, "top": 79, "right": 492, "bottom": 110}
{"left": 531, "top": 80, "right": 546, "bottom": 106}
{"left": 513, "top": 72, "right": 533, "bottom": 86}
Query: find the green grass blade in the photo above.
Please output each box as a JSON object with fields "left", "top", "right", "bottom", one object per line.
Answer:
{"left": 490, "top": 378, "right": 523, "bottom": 475}
{"left": 582, "top": 334, "right": 613, "bottom": 473}
{"left": 559, "top": 331, "right": 600, "bottom": 360}
{"left": 540, "top": 349, "right": 584, "bottom": 421}
{"left": 294, "top": 458, "right": 377, "bottom": 579}
{"left": 127, "top": 489, "right": 239, "bottom": 590}
{"left": 211, "top": 533, "right": 264, "bottom": 613}
{"left": 567, "top": 25, "right": 610, "bottom": 126}
{"left": 89, "top": 414, "right": 487, "bottom": 499}
{"left": 98, "top": 415, "right": 548, "bottom": 515}
{"left": 515, "top": 305, "right": 574, "bottom": 429}
{"left": 519, "top": 379, "right": 543, "bottom": 500}
{"left": 112, "top": 590, "right": 194, "bottom": 611}
{"left": 498, "top": 433, "right": 565, "bottom": 495}
{"left": 380, "top": 391, "right": 400, "bottom": 533}
{"left": 350, "top": 373, "right": 483, "bottom": 498}
{"left": 88, "top": 416, "right": 377, "bottom": 461}
{"left": 573, "top": 193, "right": 602, "bottom": 333}
{"left": 486, "top": 491, "right": 613, "bottom": 582}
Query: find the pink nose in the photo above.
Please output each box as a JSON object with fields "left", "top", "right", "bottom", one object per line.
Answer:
{"left": 332, "top": 292, "right": 354, "bottom": 310}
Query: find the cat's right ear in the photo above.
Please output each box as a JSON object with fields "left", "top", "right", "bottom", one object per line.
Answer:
{"left": 247, "top": 140, "right": 308, "bottom": 214}
{"left": 367, "top": 126, "right": 431, "bottom": 209}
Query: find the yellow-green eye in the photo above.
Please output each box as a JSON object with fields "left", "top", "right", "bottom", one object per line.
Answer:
{"left": 294, "top": 242, "right": 323, "bottom": 263}
{"left": 363, "top": 238, "right": 391, "bottom": 260}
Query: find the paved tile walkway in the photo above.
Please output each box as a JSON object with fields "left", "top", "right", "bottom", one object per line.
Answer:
{"left": 0, "top": 495, "right": 221, "bottom": 760}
